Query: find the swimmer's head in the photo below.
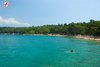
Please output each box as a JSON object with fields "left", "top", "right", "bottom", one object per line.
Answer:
{"left": 70, "top": 50, "right": 74, "bottom": 52}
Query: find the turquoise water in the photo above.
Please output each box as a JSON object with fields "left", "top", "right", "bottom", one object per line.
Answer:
{"left": 0, "top": 35, "right": 100, "bottom": 67}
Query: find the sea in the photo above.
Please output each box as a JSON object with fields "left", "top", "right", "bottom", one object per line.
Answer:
{"left": 0, "top": 34, "right": 100, "bottom": 67}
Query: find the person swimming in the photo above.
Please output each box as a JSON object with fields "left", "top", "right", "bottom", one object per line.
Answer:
{"left": 65, "top": 50, "right": 75, "bottom": 53}
{"left": 70, "top": 50, "right": 74, "bottom": 53}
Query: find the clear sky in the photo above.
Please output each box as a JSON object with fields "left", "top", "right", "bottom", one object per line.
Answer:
{"left": 0, "top": 0, "right": 100, "bottom": 27}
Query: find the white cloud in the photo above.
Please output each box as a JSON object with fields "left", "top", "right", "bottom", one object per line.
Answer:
{"left": 0, "top": 16, "right": 31, "bottom": 27}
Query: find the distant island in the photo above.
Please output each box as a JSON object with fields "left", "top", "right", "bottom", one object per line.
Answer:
{"left": 0, "top": 19, "right": 100, "bottom": 41}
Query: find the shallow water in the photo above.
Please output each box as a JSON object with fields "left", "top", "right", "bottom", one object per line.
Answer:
{"left": 0, "top": 35, "right": 100, "bottom": 67}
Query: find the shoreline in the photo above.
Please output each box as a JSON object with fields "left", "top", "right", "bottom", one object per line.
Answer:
{"left": 0, "top": 33, "right": 64, "bottom": 36}
{"left": 73, "top": 35, "right": 100, "bottom": 41}
{"left": 0, "top": 33, "right": 100, "bottom": 41}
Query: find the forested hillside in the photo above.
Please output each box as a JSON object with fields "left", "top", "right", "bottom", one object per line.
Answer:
{"left": 0, "top": 19, "right": 100, "bottom": 36}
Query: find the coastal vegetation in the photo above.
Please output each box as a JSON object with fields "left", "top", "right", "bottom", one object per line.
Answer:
{"left": 0, "top": 19, "right": 100, "bottom": 36}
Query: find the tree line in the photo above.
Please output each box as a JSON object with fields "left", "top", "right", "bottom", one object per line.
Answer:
{"left": 0, "top": 19, "right": 100, "bottom": 36}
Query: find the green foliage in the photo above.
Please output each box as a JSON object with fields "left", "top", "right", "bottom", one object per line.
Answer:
{"left": 0, "top": 20, "right": 100, "bottom": 36}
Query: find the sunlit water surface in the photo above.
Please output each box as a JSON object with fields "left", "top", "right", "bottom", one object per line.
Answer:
{"left": 0, "top": 35, "right": 100, "bottom": 67}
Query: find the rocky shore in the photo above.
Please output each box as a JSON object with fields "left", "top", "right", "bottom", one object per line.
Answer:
{"left": 47, "top": 34, "right": 64, "bottom": 36}
{"left": 1, "top": 33, "right": 100, "bottom": 41}
{"left": 74, "top": 35, "right": 100, "bottom": 41}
